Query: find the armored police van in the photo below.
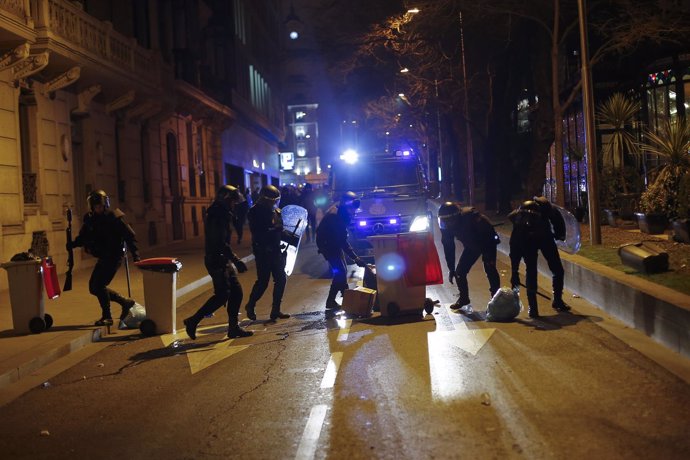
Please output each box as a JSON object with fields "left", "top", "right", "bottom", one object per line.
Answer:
{"left": 330, "top": 149, "right": 431, "bottom": 258}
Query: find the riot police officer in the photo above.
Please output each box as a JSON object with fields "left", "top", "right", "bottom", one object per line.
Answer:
{"left": 244, "top": 185, "right": 291, "bottom": 322}
{"left": 438, "top": 202, "right": 501, "bottom": 310}
{"left": 68, "top": 190, "right": 140, "bottom": 326}
{"left": 315, "top": 191, "right": 367, "bottom": 316}
{"left": 535, "top": 196, "right": 569, "bottom": 313}
{"left": 183, "top": 185, "right": 251, "bottom": 340}
{"left": 508, "top": 200, "right": 543, "bottom": 317}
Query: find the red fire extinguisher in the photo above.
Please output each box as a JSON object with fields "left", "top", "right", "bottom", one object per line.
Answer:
{"left": 42, "top": 256, "right": 61, "bottom": 300}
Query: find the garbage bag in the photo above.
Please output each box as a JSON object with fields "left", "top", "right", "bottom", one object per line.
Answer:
{"left": 486, "top": 287, "right": 522, "bottom": 322}
{"left": 121, "top": 303, "right": 147, "bottom": 329}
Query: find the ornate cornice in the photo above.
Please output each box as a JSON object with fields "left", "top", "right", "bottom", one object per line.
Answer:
{"left": 105, "top": 90, "right": 135, "bottom": 114}
{"left": 12, "top": 51, "right": 49, "bottom": 82}
{"left": 0, "top": 42, "right": 30, "bottom": 70}
{"left": 42, "top": 66, "right": 81, "bottom": 95}
{"left": 72, "top": 84, "right": 101, "bottom": 117}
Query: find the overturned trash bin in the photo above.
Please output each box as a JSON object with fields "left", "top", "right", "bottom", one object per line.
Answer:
{"left": 618, "top": 242, "right": 669, "bottom": 274}
{"left": 367, "top": 232, "right": 442, "bottom": 317}
{"left": 1, "top": 255, "right": 54, "bottom": 334}
{"left": 135, "top": 257, "right": 182, "bottom": 336}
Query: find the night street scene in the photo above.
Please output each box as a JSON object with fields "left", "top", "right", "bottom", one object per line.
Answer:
{"left": 1, "top": 0, "right": 690, "bottom": 458}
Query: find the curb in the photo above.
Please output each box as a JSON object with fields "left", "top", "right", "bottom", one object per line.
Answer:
{"left": 494, "top": 232, "right": 690, "bottom": 359}
{"left": 0, "top": 253, "right": 256, "bottom": 391}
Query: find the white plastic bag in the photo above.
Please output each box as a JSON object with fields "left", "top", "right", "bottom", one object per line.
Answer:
{"left": 120, "top": 303, "right": 147, "bottom": 329}
{"left": 486, "top": 287, "right": 522, "bottom": 322}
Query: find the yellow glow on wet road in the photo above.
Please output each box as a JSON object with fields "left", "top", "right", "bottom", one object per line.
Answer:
{"left": 321, "top": 352, "right": 343, "bottom": 389}
{"left": 336, "top": 318, "right": 352, "bottom": 341}
{"left": 427, "top": 305, "right": 496, "bottom": 402}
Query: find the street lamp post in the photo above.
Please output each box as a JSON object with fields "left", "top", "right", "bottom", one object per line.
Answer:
{"left": 459, "top": 11, "right": 474, "bottom": 205}
{"left": 577, "top": 0, "right": 601, "bottom": 244}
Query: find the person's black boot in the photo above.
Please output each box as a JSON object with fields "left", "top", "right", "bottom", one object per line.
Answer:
{"left": 270, "top": 309, "right": 290, "bottom": 321}
{"left": 228, "top": 325, "right": 253, "bottom": 338}
{"left": 325, "top": 285, "right": 341, "bottom": 310}
{"left": 245, "top": 303, "right": 257, "bottom": 321}
{"left": 527, "top": 292, "right": 539, "bottom": 318}
{"left": 119, "top": 299, "right": 135, "bottom": 320}
{"left": 450, "top": 295, "right": 471, "bottom": 310}
{"left": 552, "top": 294, "right": 571, "bottom": 312}
{"left": 183, "top": 316, "right": 199, "bottom": 340}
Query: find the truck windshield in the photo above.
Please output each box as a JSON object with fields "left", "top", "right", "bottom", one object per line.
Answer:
{"left": 333, "top": 160, "right": 420, "bottom": 193}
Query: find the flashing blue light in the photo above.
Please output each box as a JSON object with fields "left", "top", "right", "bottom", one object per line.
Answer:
{"left": 389, "top": 218, "right": 398, "bottom": 224}
{"left": 359, "top": 220, "right": 367, "bottom": 227}
{"left": 403, "top": 150, "right": 410, "bottom": 156}
{"left": 340, "top": 149, "right": 359, "bottom": 164}
{"left": 377, "top": 253, "right": 405, "bottom": 281}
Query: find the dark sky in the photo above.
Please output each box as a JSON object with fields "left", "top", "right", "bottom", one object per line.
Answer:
{"left": 287, "top": 0, "right": 405, "bottom": 162}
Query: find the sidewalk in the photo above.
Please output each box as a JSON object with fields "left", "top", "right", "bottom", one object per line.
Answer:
{"left": 0, "top": 235, "right": 254, "bottom": 392}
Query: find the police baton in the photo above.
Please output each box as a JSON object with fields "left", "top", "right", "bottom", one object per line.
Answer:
{"left": 123, "top": 243, "right": 132, "bottom": 298}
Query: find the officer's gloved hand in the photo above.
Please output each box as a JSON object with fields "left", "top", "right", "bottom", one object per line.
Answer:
{"left": 354, "top": 258, "right": 367, "bottom": 268}
{"left": 448, "top": 269, "right": 455, "bottom": 284}
{"left": 234, "top": 260, "right": 248, "bottom": 273}
{"left": 65, "top": 241, "right": 73, "bottom": 251}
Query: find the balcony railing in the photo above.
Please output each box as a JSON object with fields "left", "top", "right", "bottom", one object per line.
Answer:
{"left": 31, "top": 0, "right": 159, "bottom": 85}
{"left": 0, "top": 0, "right": 28, "bottom": 19}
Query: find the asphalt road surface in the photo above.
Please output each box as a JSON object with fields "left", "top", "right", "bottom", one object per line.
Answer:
{"left": 1, "top": 238, "right": 690, "bottom": 459}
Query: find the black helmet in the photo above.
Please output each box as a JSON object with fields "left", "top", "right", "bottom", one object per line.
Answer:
{"left": 437, "top": 202, "right": 461, "bottom": 230}
{"left": 519, "top": 200, "right": 540, "bottom": 213}
{"left": 216, "top": 185, "right": 245, "bottom": 204}
{"left": 258, "top": 185, "right": 281, "bottom": 208}
{"left": 339, "top": 191, "right": 360, "bottom": 209}
{"left": 87, "top": 190, "right": 110, "bottom": 211}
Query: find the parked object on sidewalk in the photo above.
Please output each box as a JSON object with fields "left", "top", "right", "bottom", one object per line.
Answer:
{"left": 618, "top": 242, "right": 669, "bottom": 274}
{"left": 342, "top": 286, "right": 377, "bottom": 317}
{"left": 135, "top": 257, "right": 182, "bottom": 336}
{"left": 1, "top": 257, "right": 54, "bottom": 334}
{"left": 672, "top": 218, "right": 690, "bottom": 244}
{"left": 486, "top": 287, "right": 522, "bottom": 322}
{"left": 119, "top": 303, "right": 147, "bottom": 329}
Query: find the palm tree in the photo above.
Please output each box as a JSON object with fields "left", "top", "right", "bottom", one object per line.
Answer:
{"left": 597, "top": 93, "right": 640, "bottom": 194}
{"left": 639, "top": 118, "right": 690, "bottom": 219}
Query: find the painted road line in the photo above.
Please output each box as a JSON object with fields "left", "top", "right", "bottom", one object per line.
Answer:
{"left": 336, "top": 318, "right": 352, "bottom": 342}
{"left": 320, "top": 352, "right": 343, "bottom": 389}
{"left": 295, "top": 404, "right": 328, "bottom": 460}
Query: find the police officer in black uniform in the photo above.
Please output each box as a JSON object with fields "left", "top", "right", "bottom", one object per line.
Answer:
{"left": 68, "top": 190, "right": 140, "bottom": 326}
{"left": 438, "top": 202, "right": 501, "bottom": 309}
{"left": 534, "top": 196, "right": 570, "bottom": 312}
{"left": 510, "top": 196, "right": 570, "bottom": 317}
{"left": 315, "top": 191, "right": 367, "bottom": 316}
{"left": 244, "top": 185, "right": 291, "bottom": 322}
{"left": 508, "top": 200, "right": 544, "bottom": 317}
{"left": 183, "top": 185, "right": 251, "bottom": 340}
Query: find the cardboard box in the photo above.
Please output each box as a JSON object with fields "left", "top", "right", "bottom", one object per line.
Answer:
{"left": 342, "top": 287, "right": 377, "bottom": 317}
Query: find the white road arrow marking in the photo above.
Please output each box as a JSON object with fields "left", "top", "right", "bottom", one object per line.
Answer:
{"left": 160, "top": 325, "right": 249, "bottom": 374}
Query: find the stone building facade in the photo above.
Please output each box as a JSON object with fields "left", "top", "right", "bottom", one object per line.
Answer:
{"left": 0, "top": 0, "right": 285, "bottom": 291}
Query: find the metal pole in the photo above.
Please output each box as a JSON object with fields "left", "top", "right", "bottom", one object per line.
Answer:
{"left": 577, "top": 0, "right": 601, "bottom": 244}
{"left": 435, "top": 79, "right": 447, "bottom": 198}
{"left": 459, "top": 11, "right": 474, "bottom": 206}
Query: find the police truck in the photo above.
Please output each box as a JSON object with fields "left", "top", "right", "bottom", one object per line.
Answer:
{"left": 330, "top": 149, "right": 431, "bottom": 258}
